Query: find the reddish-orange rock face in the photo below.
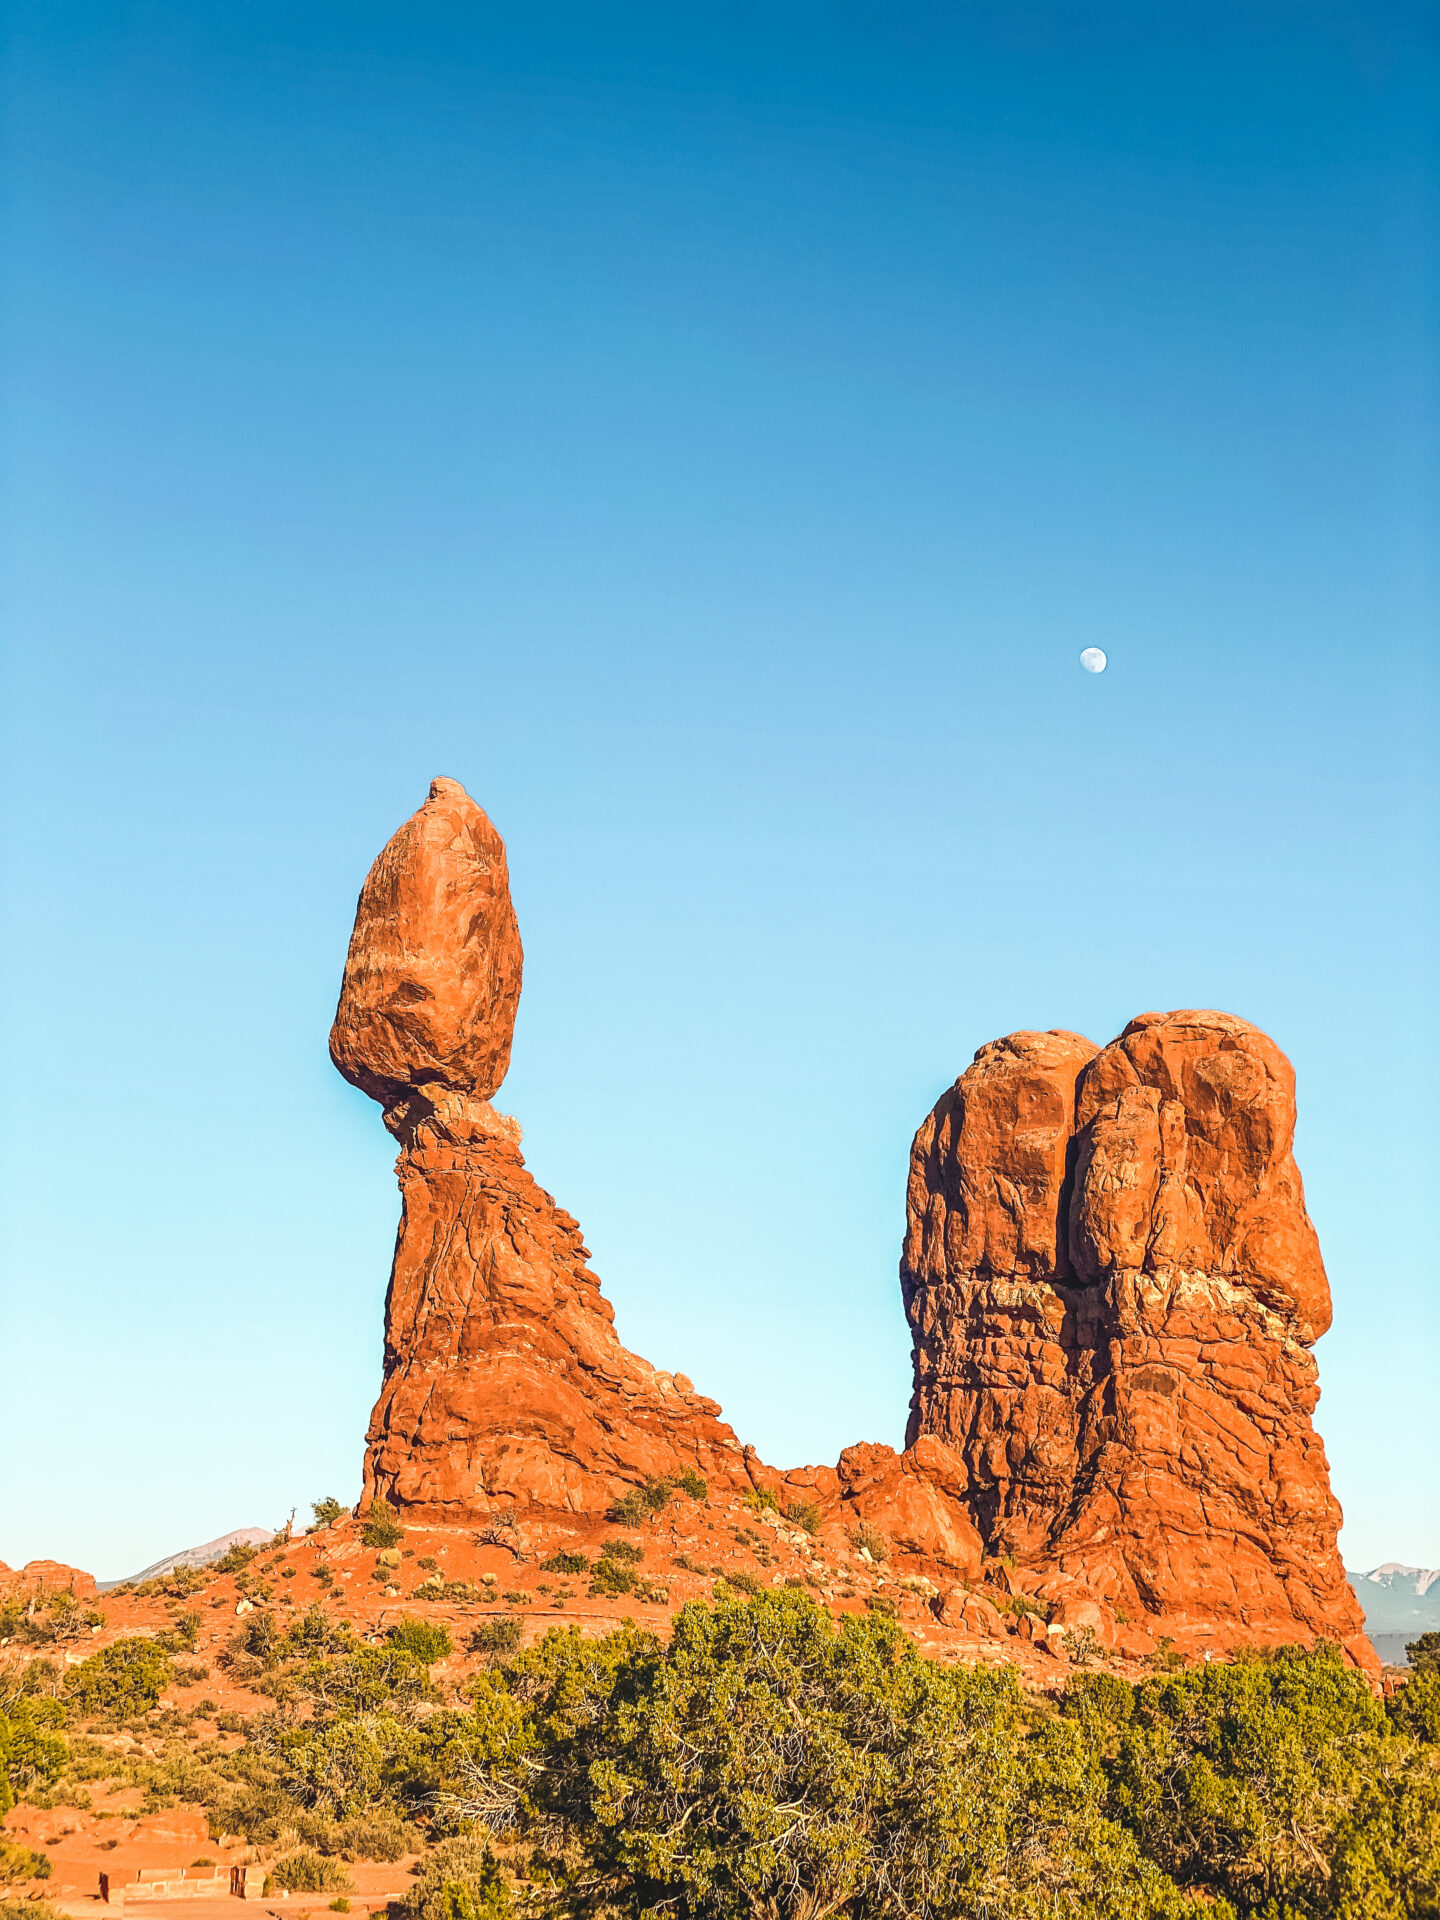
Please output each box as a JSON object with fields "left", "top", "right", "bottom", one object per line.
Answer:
{"left": 360, "top": 1091, "right": 757, "bottom": 1516}
{"left": 903, "top": 1010, "right": 1372, "bottom": 1671}
{"left": 330, "top": 777, "right": 524, "bottom": 1113}
{"left": 0, "top": 1559, "right": 97, "bottom": 1599}
{"left": 904, "top": 1029, "right": 1099, "bottom": 1288}
{"left": 1072, "top": 1011, "right": 1331, "bottom": 1339}
{"left": 335, "top": 778, "right": 754, "bottom": 1517}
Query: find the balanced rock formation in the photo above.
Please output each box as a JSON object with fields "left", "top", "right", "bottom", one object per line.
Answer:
{"left": 333, "top": 779, "right": 755, "bottom": 1518}
{"left": 333, "top": 782, "right": 1365, "bottom": 1667}
{"left": 902, "top": 1011, "right": 1372, "bottom": 1666}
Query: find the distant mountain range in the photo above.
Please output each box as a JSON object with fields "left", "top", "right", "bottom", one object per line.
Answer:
{"left": 96, "top": 1526, "right": 272, "bottom": 1592}
{"left": 1348, "top": 1564, "right": 1440, "bottom": 1668}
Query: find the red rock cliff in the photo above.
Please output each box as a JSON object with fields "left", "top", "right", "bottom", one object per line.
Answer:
{"left": 902, "top": 1011, "right": 1372, "bottom": 1666}
{"left": 332, "top": 778, "right": 753, "bottom": 1517}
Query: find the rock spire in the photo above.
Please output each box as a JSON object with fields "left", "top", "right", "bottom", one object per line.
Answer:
{"left": 331, "top": 778, "right": 754, "bottom": 1516}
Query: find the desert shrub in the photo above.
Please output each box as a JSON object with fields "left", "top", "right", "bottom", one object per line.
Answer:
{"left": 587, "top": 1558, "right": 636, "bottom": 1599}
{"left": 156, "top": 1611, "right": 201, "bottom": 1653}
{"left": 1389, "top": 1664, "right": 1440, "bottom": 1745}
{"left": 214, "top": 1536, "right": 259, "bottom": 1566}
{"left": 673, "top": 1469, "right": 708, "bottom": 1502}
{"left": 360, "top": 1502, "right": 403, "bottom": 1550}
{"left": 467, "top": 1618, "right": 523, "bottom": 1661}
{"left": 848, "top": 1519, "right": 891, "bottom": 1562}
{"left": 716, "top": 1570, "right": 763, "bottom": 1599}
{"left": 742, "top": 1488, "right": 780, "bottom": 1514}
{"left": 1059, "top": 1669, "right": 1134, "bottom": 1758}
{"left": 311, "top": 1499, "right": 346, "bottom": 1530}
{"left": 538, "top": 1552, "right": 588, "bottom": 1576}
{"left": 0, "top": 1901, "right": 63, "bottom": 1920}
{"left": 388, "top": 1620, "right": 452, "bottom": 1665}
{"left": 397, "top": 1838, "right": 513, "bottom": 1920}
{"left": 1, "top": 1591, "right": 106, "bottom": 1648}
{"left": 783, "top": 1498, "right": 822, "bottom": 1535}
{"left": 334, "top": 1811, "right": 414, "bottom": 1862}
{"left": 285, "top": 1605, "right": 351, "bottom": 1660}
{"left": 272, "top": 1716, "right": 405, "bottom": 1820}
{"left": 1093, "top": 1642, "right": 1397, "bottom": 1915}
{"left": 329, "top": 1901, "right": 349, "bottom": 1913}
{"left": 414, "top": 1579, "right": 480, "bottom": 1603}
{"left": 607, "top": 1478, "right": 675, "bottom": 1526}
{"left": 293, "top": 1645, "right": 430, "bottom": 1715}
{"left": 416, "top": 1557, "right": 438, "bottom": 1571}
{"left": 598, "top": 1538, "right": 643, "bottom": 1566}
{"left": 269, "top": 1849, "right": 352, "bottom": 1892}
{"left": 0, "top": 1697, "right": 67, "bottom": 1807}
{"left": 462, "top": 1620, "right": 518, "bottom": 1666}
{"left": 65, "top": 1637, "right": 173, "bottom": 1719}
{"left": 0, "top": 1841, "right": 51, "bottom": 1882}
{"left": 224, "top": 1609, "right": 280, "bottom": 1674}
{"left": 1408, "top": 1630, "right": 1440, "bottom": 1674}
{"left": 437, "top": 1590, "right": 1197, "bottom": 1920}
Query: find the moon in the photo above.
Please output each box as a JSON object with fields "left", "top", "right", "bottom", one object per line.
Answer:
{"left": 1079, "top": 647, "right": 1108, "bottom": 674}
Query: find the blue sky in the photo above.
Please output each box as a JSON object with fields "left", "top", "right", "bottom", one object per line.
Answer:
{"left": 2, "top": 2, "right": 1436, "bottom": 1578}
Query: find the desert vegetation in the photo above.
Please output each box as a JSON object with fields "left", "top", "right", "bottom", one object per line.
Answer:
{"left": 3, "top": 1588, "right": 1437, "bottom": 1918}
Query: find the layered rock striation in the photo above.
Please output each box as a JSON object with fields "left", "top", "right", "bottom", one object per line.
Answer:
{"left": 332, "top": 779, "right": 754, "bottom": 1517}
{"left": 902, "top": 1012, "right": 1371, "bottom": 1663}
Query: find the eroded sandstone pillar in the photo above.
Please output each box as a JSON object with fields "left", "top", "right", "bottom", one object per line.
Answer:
{"left": 332, "top": 777, "right": 752, "bottom": 1517}
{"left": 902, "top": 1011, "right": 1372, "bottom": 1665}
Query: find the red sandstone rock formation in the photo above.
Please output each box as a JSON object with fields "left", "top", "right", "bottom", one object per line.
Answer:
{"left": 331, "top": 775, "right": 523, "bottom": 1114}
{"left": 834, "top": 1437, "right": 983, "bottom": 1575}
{"left": 902, "top": 1010, "right": 1374, "bottom": 1669}
{"left": 334, "top": 784, "right": 1368, "bottom": 1669}
{"left": 0, "top": 1559, "right": 97, "bottom": 1598}
{"left": 333, "top": 779, "right": 755, "bottom": 1517}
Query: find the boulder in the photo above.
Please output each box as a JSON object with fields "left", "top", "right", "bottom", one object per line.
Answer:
{"left": 836, "top": 1438, "right": 983, "bottom": 1576}
{"left": 330, "top": 777, "right": 524, "bottom": 1113}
